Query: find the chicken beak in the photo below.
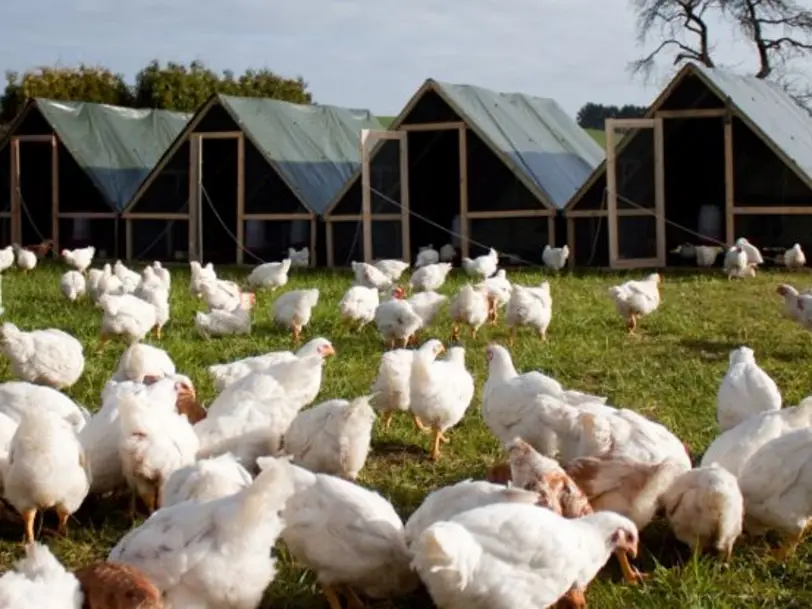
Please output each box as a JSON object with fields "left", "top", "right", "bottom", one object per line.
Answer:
{"left": 626, "top": 541, "right": 638, "bottom": 560}
{"left": 436, "top": 344, "right": 446, "bottom": 355}
{"left": 322, "top": 345, "right": 336, "bottom": 358}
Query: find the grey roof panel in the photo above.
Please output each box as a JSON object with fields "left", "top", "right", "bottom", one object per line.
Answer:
{"left": 218, "top": 95, "right": 383, "bottom": 215}
{"left": 433, "top": 81, "right": 605, "bottom": 209}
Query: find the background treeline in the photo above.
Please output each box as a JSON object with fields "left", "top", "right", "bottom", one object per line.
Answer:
{"left": 0, "top": 60, "right": 312, "bottom": 124}
{"left": 576, "top": 102, "right": 648, "bottom": 130}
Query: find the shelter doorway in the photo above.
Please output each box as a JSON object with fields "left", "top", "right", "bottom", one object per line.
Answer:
{"left": 606, "top": 118, "right": 666, "bottom": 269}
{"left": 405, "top": 126, "right": 462, "bottom": 257}
{"left": 10, "top": 137, "right": 54, "bottom": 247}
{"left": 360, "top": 130, "right": 410, "bottom": 262}
{"left": 197, "top": 134, "right": 240, "bottom": 264}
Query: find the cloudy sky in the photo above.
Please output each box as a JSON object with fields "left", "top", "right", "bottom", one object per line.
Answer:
{"left": 2, "top": 0, "right": 810, "bottom": 117}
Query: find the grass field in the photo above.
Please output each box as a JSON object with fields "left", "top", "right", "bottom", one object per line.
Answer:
{"left": 1, "top": 263, "right": 812, "bottom": 608}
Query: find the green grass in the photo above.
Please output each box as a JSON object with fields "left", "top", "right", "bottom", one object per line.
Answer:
{"left": 2, "top": 263, "right": 812, "bottom": 607}
{"left": 587, "top": 127, "right": 606, "bottom": 146}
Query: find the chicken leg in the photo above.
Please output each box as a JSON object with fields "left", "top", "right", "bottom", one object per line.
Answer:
{"left": 430, "top": 428, "right": 443, "bottom": 461}
{"left": 97, "top": 333, "right": 111, "bottom": 352}
{"left": 56, "top": 505, "right": 70, "bottom": 536}
{"left": 344, "top": 585, "right": 365, "bottom": 609}
{"left": 471, "top": 326, "right": 478, "bottom": 339}
{"left": 509, "top": 326, "right": 517, "bottom": 346}
{"left": 616, "top": 549, "right": 646, "bottom": 584}
{"left": 412, "top": 413, "right": 430, "bottom": 433}
{"left": 321, "top": 584, "right": 343, "bottom": 609}
{"left": 152, "top": 325, "right": 162, "bottom": 340}
{"left": 450, "top": 325, "right": 460, "bottom": 342}
{"left": 292, "top": 325, "right": 302, "bottom": 344}
{"left": 626, "top": 314, "right": 638, "bottom": 335}
{"left": 382, "top": 411, "right": 394, "bottom": 430}
{"left": 22, "top": 508, "right": 36, "bottom": 544}
{"left": 773, "top": 529, "right": 806, "bottom": 561}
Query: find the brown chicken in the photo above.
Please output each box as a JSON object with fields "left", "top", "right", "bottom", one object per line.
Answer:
{"left": 75, "top": 562, "right": 164, "bottom": 609}
{"left": 565, "top": 454, "right": 688, "bottom": 584}
{"left": 25, "top": 239, "right": 54, "bottom": 258}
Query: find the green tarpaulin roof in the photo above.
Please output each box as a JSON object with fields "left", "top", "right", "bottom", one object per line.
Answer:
{"left": 430, "top": 81, "right": 605, "bottom": 210}
{"left": 31, "top": 99, "right": 191, "bottom": 211}
{"left": 215, "top": 95, "right": 383, "bottom": 215}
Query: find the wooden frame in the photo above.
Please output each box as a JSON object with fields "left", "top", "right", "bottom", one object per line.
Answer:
{"left": 605, "top": 118, "right": 666, "bottom": 269}
{"left": 8, "top": 135, "right": 58, "bottom": 245}
{"left": 359, "top": 129, "right": 410, "bottom": 263}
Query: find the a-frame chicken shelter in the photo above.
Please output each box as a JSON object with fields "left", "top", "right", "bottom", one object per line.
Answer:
{"left": 123, "top": 94, "right": 383, "bottom": 264}
{"left": 322, "top": 79, "right": 603, "bottom": 266}
{"left": 563, "top": 62, "right": 812, "bottom": 269}
{"left": 0, "top": 99, "right": 190, "bottom": 257}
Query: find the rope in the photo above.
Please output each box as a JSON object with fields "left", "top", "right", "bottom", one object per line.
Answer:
{"left": 199, "top": 184, "right": 267, "bottom": 264}
{"left": 15, "top": 187, "right": 49, "bottom": 244}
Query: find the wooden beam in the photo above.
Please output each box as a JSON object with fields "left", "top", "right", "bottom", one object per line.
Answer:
{"left": 326, "top": 215, "right": 363, "bottom": 222}
{"left": 604, "top": 123, "right": 619, "bottom": 267}
{"left": 12, "top": 135, "right": 54, "bottom": 143}
{"left": 326, "top": 221, "right": 335, "bottom": 267}
{"left": 51, "top": 137, "right": 59, "bottom": 253}
{"left": 361, "top": 133, "right": 373, "bottom": 262}
{"left": 10, "top": 138, "right": 20, "bottom": 244}
{"left": 121, "top": 212, "right": 189, "bottom": 220}
{"left": 399, "top": 121, "right": 467, "bottom": 132}
{"left": 733, "top": 206, "right": 812, "bottom": 215}
{"left": 655, "top": 108, "right": 727, "bottom": 119}
{"left": 566, "top": 217, "right": 575, "bottom": 269}
{"left": 547, "top": 216, "right": 555, "bottom": 247}
{"left": 616, "top": 209, "right": 656, "bottom": 217}
{"left": 197, "top": 131, "right": 242, "bottom": 140}
{"left": 58, "top": 212, "right": 118, "bottom": 219}
{"left": 309, "top": 218, "right": 317, "bottom": 267}
{"left": 459, "top": 125, "right": 469, "bottom": 259}
{"left": 724, "top": 115, "right": 734, "bottom": 244}
{"left": 188, "top": 135, "right": 201, "bottom": 261}
{"left": 236, "top": 134, "right": 245, "bottom": 265}
{"left": 565, "top": 209, "right": 609, "bottom": 218}
{"left": 399, "top": 132, "right": 411, "bottom": 264}
{"left": 126, "top": 218, "right": 133, "bottom": 260}
{"left": 467, "top": 209, "right": 553, "bottom": 219}
{"left": 654, "top": 117, "right": 666, "bottom": 265}
{"left": 242, "top": 213, "right": 314, "bottom": 221}
{"left": 606, "top": 118, "right": 657, "bottom": 130}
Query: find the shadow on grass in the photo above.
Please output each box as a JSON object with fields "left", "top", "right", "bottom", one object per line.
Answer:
{"left": 678, "top": 338, "right": 738, "bottom": 358}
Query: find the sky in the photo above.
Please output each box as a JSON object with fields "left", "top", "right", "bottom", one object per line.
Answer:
{"left": 2, "top": 0, "right": 810, "bottom": 118}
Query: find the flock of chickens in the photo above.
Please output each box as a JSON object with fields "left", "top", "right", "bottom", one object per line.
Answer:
{"left": 0, "top": 237, "right": 807, "bottom": 609}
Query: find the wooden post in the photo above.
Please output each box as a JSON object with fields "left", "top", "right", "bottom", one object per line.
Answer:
{"left": 566, "top": 217, "right": 575, "bottom": 269}
{"left": 399, "top": 132, "right": 411, "bottom": 264}
{"left": 547, "top": 215, "right": 555, "bottom": 248}
{"left": 723, "top": 113, "right": 734, "bottom": 245}
{"left": 188, "top": 135, "right": 201, "bottom": 262}
{"left": 125, "top": 219, "right": 133, "bottom": 260}
{"left": 309, "top": 217, "right": 317, "bottom": 267}
{"left": 360, "top": 132, "right": 373, "bottom": 262}
{"left": 458, "top": 126, "right": 469, "bottom": 259}
{"left": 236, "top": 134, "right": 245, "bottom": 265}
{"left": 51, "top": 137, "right": 59, "bottom": 253}
{"left": 604, "top": 120, "right": 618, "bottom": 267}
{"left": 10, "top": 138, "right": 20, "bottom": 244}
{"left": 326, "top": 221, "right": 334, "bottom": 267}
{"left": 653, "top": 118, "right": 666, "bottom": 265}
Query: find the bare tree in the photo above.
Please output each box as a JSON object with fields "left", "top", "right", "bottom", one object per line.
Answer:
{"left": 629, "top": 0, "right": 812, "bottom": 105}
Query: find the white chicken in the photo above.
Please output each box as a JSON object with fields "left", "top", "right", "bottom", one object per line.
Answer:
{"left": 91, "top": 263, "right": 125, "bottom": 303}
{"left": 208, "top": 337, "right": 334, "bottom": 392}
{"left": 461, "top": 247, "right": 498, "bottom": 279}
{"left": 195, "top": 292, "right": 255, "bottom": 338}
{"left": 117, "top": 391, "right": 199, "bottom": 513}
{"left": 283, "top": 395, "right": 376, "bottom": 480}
{"left": 412, "top": 503, "right": 639, "bottom": 609}
{"left": 735, "top": 237, "right": 764, "bottom": 265}
{"left": 273, "top": 459, "right": 419, "bottom": 607}
{"left": 272, "top": 288, "right": 320, "bottom": 343}
{"left": 737, "top": 427, "right": 812, "bottom": 559}
{"left": 13, "top": 245, "right": 37, "bottom": 272}
{"left": 409, "top": 341, "right": 475, "bottom": 460}
{"left": 98, "top": 293, "right": 159, "bottom": 345}
{"left": 723, "top": 246, "right": 748, "bottom": 279}
{"left": 374, "top": 287, "right": 423, "bottom": 349}
{"left": 542, "top": 244, "right": 569, "bottom": 271}
{"left": 133, "top": 278, "right": 170, "bottom": 340}
{"left": 700, "top": 399, "right": 812, "bottom": 477}
{"left": 505, "top": 281, "right": 552, "bottom": 343}
{"left": 351, "top": 261, "right": 393, "bottom": 291}
{"left": 61, "top": 246, "right": 95, "bottom": 273}
{"left": 608, "top": 273, "right": 661, "bottom": 334}
{"left": 288, "top": 246, "right": 310, "bottom": 268}
{"left": 161, "top": 453, "right": 253, "bottom": 507}
{"left": 415, "top": 245, "right": 439, "bottom": 268}
{"left": 0, "top": 245, "right": 14, "bottom": 273}
{"left": 369, "top": 343, "right": 431, "bottom": 432}
{"left": 0, "top": 323, "right": 84, "bottom": 389}
{"left": 403, "top": 479, "right": 540, "bottom": 549}
{"left": 477, "top": 268, "right": 511, "bottom": 323}
{"left": 113, "top": 260, "right": 141, "bottom": 292}
{"left": 449, "top": 283, "right": 490, "bottom": 340}
{"left": 198, "top": 278, "right": 242, "bottom": 312}
{"left": 439, "top": 243, "right": 456, "bottom": 263}
{"left": 695, "top": 245, "right": 724, "bottom": 267}
{"left": 661, "top": 464, "right": 743, "bottom": 560}
{"left": 0, "top": 382, "right": 89, "bottom": 433}
{"left": 247, "top": 258, "right": 292, "bottom": 290}
{"left": 152, "top": 260, "right": 171, "bottom": 290}
{"left": 374, "top": 258, "right": 410, "bottom": 282}
{"left": 189, "top": 260, "right": 216, "bottom": 296}
{"left": 111, "top": 342, "right": 176, "bottom": 383}
{"left": 776, "top": 284, "right": 806, "bottom": 322}
{"left": 108, "top": 456, "right": 295, "bottom": 609}
{"left": 0, "top": 542, "right": 83, "bottom": 609}
{"left": 4, "top": 406, "right": 90, "bottom": 543}
{"left": 338, "top": 285, "right": 379, "bottom": 327}
{"left": 60, "top": 270, "right": 86, "bottom": 302}
{"left": 717, "top": 346, "right": 781, "bottom": 432}
{"left": 409, "top": 262, "right": 452, "bottom": 292}
{"left": 784, "top": 243, "right": 806, "bottom": 269}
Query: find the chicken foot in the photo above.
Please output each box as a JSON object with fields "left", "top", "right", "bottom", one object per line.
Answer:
{"left": 509, "top": 326, "right": 517, "bottom": 346}
{"left": 344, "top": 585, "right": 365, "bottom": 609}
{"left": 626, "top": 314, "right": 639, "bottom": 335}
{"left": 21, "top": 507, "right": 36, "bottom": 544}
{"left": 772, "top": 529, "right": 806, "bottom": 561}
{"left": 321, "top": 584, "right": 343, "bottom": 609}
{"left": 489, "top": 304, "right": 499, "bottom": 326}
{"left": 56, "top": 505, "right": 70, "bottom": 536}
{"left": 616, "top": 549, "right": 647, "bottom": 584}
{"left": 292, "top": 325, "right": 302, "bottom": 344}
{"left": 412, "top": 413, "right": 430, "bottom": 433}
{"left": 152, "top": 325, "right": 162, "bottom": 340}
{"left": 97, "top": 333, "right": 111, "bottom": 352}
{"left": 430, "top": 428, "right": 449, "bottom": 461}
{"left": 382, "top": 411, "right": 395, "bottom": 430}
{"left": 450, "top": 325, "right": 460, "bottom": 342}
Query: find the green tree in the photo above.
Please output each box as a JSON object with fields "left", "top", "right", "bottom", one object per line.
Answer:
{"left": 134, "top": 60, "right": 312, "bottom": 111}
{"left": 1, "top": 65, "right": 133, "bottom": 122}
